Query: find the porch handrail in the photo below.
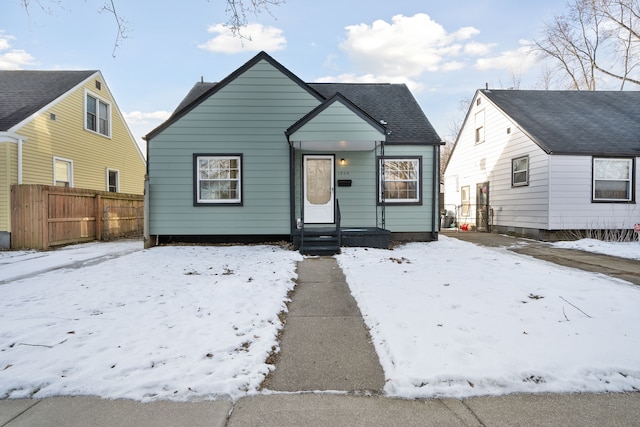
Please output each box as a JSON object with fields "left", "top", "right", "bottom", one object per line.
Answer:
{"left": 335, "top": 199, "right": 341, "bottom": 247}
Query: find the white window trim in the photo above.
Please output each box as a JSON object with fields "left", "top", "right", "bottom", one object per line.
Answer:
{"left": 84, "top": 89, "right": 112, "bottom": 138}
{"left": 53, "top": 156, "right": 74, "bottom": 187}
{"left": 461, "top": 185, "right": 470, "bottom": 216}
{"left": 512, "top": 155, "right": 529, "bottom": 187}
{"left": 106, "top": 168, "right": 120, "bottom": 192}
{"left": 592, "top": 157, "right": 633, "bottom": 202}
{"left": 379, "top": 157, "right": 421, "bottom": 204}
{"left": 195, "top": 155, "right": 242, "bottom": 205}
{"left": 475, "top": 109, "right": 485, "bottom": 144}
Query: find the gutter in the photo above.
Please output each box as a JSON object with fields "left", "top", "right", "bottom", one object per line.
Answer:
{"left": 432, "top": 143, "right": 440, "bottom": 239}
{"left": 0, "top": 132, "right": 27, "bottom": 184}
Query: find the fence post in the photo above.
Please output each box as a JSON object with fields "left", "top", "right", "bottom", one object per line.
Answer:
{"left": 41, "top": 187, "right": 49, "bottom": 250}
{"left": 95, "top": 194, "right": 103, "bottom": 241}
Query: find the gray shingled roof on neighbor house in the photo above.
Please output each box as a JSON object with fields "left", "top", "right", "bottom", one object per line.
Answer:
{"left": 480, "top": 89, "right": 640, "bottom": 156}
{"left": 0, "top": 70, "right": 96, "bottom": 131}
{"left": 170, "top": 81, "right": 441, "bottom": 145}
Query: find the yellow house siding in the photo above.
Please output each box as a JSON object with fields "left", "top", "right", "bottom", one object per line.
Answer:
{"left": 14, "top": 74, "right": 145, "bottom": 195}
{"left": 0, "top": 142, "right": 18, "bottom": 231}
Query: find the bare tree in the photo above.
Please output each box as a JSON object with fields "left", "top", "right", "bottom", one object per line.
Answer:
{"left": 440, "top": 97, "right": 471, "bottom": 182}
{"left": 534, "top": 0, "right": 640, "bottom": 90}
{"left": 223, "top": 0, "right": 285, "bottom": 36}
{"left": 20, "top": 0, "right": 285, "bottom": 56}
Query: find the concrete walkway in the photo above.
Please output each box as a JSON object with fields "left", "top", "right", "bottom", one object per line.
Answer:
{"left": 2, "top": 255, "right": 640, "bottom": 426}
{"left": 261, "top": 257, "right": 385, "bottom": 392}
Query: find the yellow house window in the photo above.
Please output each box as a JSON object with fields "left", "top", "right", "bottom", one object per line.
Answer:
{"left": 107, "top": 168, "right": 119, "bottom": 192}
{"left": 53, "top": 157, "right": 73, "bottom": 187}
{"left": 85, "top": 90, "right": 111, "bottom": 137}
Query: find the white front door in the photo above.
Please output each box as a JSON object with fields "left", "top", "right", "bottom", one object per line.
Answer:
{"left": 304, "top": 155, "right": 334, "bottom": 224}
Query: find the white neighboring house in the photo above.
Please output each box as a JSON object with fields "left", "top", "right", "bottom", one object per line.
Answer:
{"left": 443, "top": 89, "right": 640, "bottom": 240}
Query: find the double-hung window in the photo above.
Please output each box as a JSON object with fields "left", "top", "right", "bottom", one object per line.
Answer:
{"left": 512, "top": 156, "right": 529, "bottom": 187}
{"left": 53, "top": 157, "right": 73, "bottom": 187}
{"left": 593, "top": 158, "right": 634, "bottom": 202}
{"left": 379, "top": 157, "right": 421, "bottom": 204}
{"left": 195, "top": 154, "right": 242, "bottom": 205}
{"left": 107, "top": 168, "right": 119, "bottom": 192}
{"left": 86, "top": 91, "right": 111, "bottom": 137}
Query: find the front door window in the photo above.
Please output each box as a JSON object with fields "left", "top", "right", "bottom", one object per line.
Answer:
{"left": 304, "top": 155, "right": 334, "bottom": 223}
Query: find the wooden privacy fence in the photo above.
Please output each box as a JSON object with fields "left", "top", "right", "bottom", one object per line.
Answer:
{"left": 11, "top": 184, "right": 143, "bottom": 250}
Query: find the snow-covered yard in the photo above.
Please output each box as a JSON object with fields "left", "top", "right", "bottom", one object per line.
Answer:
{"left": 1, "top": 237, "right": 639, "bottom": 401}
{"left": 0, "top": 243, "right": 302, "bottom": 401}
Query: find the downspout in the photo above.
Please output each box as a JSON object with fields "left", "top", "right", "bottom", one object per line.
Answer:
{"left": 286, "top": 135, "right": 296, "bottom": 236}
{"left": 432, "top": 143, "right": 440, "bottom": 239}
{"left": 17, "top": 138, "right": 24, "bottom": 184}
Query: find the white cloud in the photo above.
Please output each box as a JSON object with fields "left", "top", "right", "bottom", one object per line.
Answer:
{"left": 464, "top": 41, "right": 496, "bottom": 56}
{"left": 198, "top": 23, "right": 286, "bottom": 54}
{"left": 123, "top": 110, "right": 172, "bottom": 155}
{"left": 0, "top": 32, "right": 35, "bottom": 69}
{"left": 474, "top": 39, "right": 538, "bottom": 72}
{"left": 339, "top": 13, "right": 481, "bottom": 78}
{"left": 123, "top": 110, "right": 172, "bottom": 125}
{"left": 315, "top": 72, "right": 424, "bottom": 94}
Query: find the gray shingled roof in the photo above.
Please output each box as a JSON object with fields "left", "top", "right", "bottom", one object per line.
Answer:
{"left": 308, "top": 83, "right": 441, "bottom": 145}
{"left": 169, "top": 81, "right": 441, "bottom": 145}
{"left": 481, "top": 89, "right": 640, "bottom": 156}
{"left": 171, "top": 82, "right": 216, "bottom": 115}
{"left": 0, "top": 70, "right": 97, "bottom": 131}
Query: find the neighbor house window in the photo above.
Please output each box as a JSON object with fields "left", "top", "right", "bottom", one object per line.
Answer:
{"left": 107, "top": 168, "right": 119, "bottom": 192}
{"left": 461, "top": 185, "right": 470, "bottom": 216}
{"left": 593, "top": 158, "right": 633, "bottom": 202}
{"left": 53, "top": 157, "right": 73, "bottom": 187}
{"left": 86, "top": 91, "right": 111, "bottom": 137}
{"left": 378, "top": 157, "right": 421, "bottom": 204}
{"left": 194, "top": 154, "right": 242, "bottom": 205}
{"left": 512, "top": 156, "right": 529, "bottom": 187}
{"left": 475, "top": 110, "right": 485, "bottom": 144}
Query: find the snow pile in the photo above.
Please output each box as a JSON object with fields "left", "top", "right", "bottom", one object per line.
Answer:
{"left": 337, "top": 237, "right": 640, "bottom": 398}
{"left": 553, "top": 238, "right": 640, "bottom": 260}
{"left": 0, "top": 244, "right": 302, "bottom": 401}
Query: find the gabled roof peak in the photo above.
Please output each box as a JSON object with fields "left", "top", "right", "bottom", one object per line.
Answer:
{"left": 0, "top": 70, "right": 98, "bottom": 131}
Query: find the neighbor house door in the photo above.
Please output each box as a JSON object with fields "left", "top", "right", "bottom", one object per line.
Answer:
{"left": 303, "top": 155, "right": 334, "bottom": 224}
{"left": 476, "top": 182, "right": 489, "bottom": 231}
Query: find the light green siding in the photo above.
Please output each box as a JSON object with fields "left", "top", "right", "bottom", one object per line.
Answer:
{"left": 288, "top": 102, "right": 385, "bottom": 142}
{"left": 148, "top": 59, "right": 321, "bottom": 235}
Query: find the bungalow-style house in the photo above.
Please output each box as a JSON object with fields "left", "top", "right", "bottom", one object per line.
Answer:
{"left": 443, "top": 89, "right": 640, "bottom": 240}
{"left": 145, "top": 51, "right": 443, "bottom": 253}
{"left": 0, "top": 70, "right": 147, "bottom": 248}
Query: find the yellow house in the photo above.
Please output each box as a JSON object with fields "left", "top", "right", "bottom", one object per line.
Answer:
{"left": 0, "top": 70, "right": 146, "bottom": 248}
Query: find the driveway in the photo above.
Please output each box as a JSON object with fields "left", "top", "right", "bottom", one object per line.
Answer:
{"left": 441, "top": 229, "right": 640, "bottom": 286}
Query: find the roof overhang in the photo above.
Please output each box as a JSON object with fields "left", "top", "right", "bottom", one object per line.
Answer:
{"left": 0, "top": 132, "right": 27, "bottom": 143}
{"left": 289, "top": 139, "right": 381, "bottom": 151}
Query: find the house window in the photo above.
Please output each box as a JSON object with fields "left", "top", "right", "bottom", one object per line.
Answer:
{"left": 512, "top": 156, "right": 529, "bottom": 187}
{"left": 86, "top": 91, "right": 111, "bottom": 137}
{"left": 379, "top": 157, "right": 421, "bottom": 204}
{"left": 593, "top": 158, "right": 633, "bottom": 202}
{"left": 475, "top": 110, "right": 485, "bottom": 144}
{"left": 107, "top": 168, "right": 119, "bottom": 192}
{"left": 194, "top": 154, "right": 242, "bottom": 205}
{"left": 461, "top": 185, "right": 470, "bottom": 216}
{"left": 53, "top": 157, "right": 73, "bottom": 187}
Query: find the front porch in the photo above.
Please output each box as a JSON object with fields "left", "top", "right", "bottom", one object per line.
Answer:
{"left": 292, "top": 226, "right": 391, "bottom": 255}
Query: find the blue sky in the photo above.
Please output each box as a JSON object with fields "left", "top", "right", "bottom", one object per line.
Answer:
{"left": 2, "top": 0, "right": 571, "bottom": 151}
